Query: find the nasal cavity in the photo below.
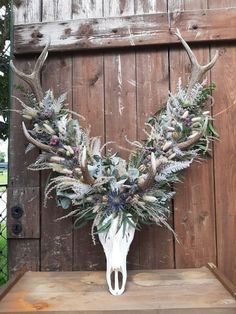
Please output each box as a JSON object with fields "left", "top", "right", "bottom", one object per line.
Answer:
{"left": 110, "top": 270, "right": 123, "bottom": 290}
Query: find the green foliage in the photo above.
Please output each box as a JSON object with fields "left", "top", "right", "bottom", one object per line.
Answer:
{"left": 0, "top": 222, "right": 7, "bottom": 285}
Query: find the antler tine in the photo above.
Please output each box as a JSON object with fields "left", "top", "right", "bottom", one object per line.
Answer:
{"left": 10, "top": 41, "right": 50, "bottom": 102}
{"left": 138, "top": 154, "right": 165, "bottom": 191}
{"left": 22, "top": 121, "right": 57, "bottom": 153}
{"left": 80, "top": 146, "right": 95, "bottom": 186}
{"left": 177, "top": 130, "right": 203, "bottom": 150}
{"left": 175, "top": 29, "right": 219, "bottom": 97}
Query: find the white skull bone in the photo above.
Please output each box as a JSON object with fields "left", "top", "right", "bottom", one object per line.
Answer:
{"left": 97, "top": 214, "right": 136, "bottom": 295}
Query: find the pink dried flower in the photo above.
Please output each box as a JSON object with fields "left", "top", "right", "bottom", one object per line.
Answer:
{"left": 50, "top": 135, "right": 59, "bottom": 146}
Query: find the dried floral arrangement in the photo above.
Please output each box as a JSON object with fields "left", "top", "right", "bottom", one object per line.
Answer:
{"left": 11, "top": 31, "right": 219, "bottom": 241}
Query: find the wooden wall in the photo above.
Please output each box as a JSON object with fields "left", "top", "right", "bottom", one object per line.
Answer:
{"left": 8, "top": 0, "right": 236, "bottom": 285}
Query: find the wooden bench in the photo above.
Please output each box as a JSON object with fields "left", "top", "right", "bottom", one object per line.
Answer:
{"left": 0, "top": 264, "right": 235, "bottom": 313}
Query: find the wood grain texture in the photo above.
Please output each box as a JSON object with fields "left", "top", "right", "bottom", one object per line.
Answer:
{"left": 135, "top": 1, "right": 174, "bottom": 269}
{"left": 8, "top": 240, "right": 40, "bottom": 277}
{"left": 72, "top": 0, "right": 103, "bottom": 19}
{"left": 9, "top": 0, "right": 41, "bottom": 278}
{"left": 169, "top": 0, "right": 217, "bottom": 268}
{"left": 40, "top": 2, "right": 73, "bottom": 271}
{"left": 42, "top": 0, "right": 72, "bottom": 21}
{"left": 72, "top": 1, "right": 105, "bottom": 272}
{"left": 40, "top": 53, "right": 73, "bottom": 271}
{"left": 135, "top": 0, "right": 167, "bottom": 14}
{"left": 13, "top": 0, "right": 41, "bottom": 25}
{"left": 13, "top": 8, "right": 236, "bottom": 54}
{"left": 1, "top": 268, "right": 236, "bottom": 313}
{"left": 103, "top": 0, "right": 140, "bottom": 270}
{"left": 7, "top": 187, "right": 40, "bottom": 239}
{"left": 209, "top": 0, "right": 236, "bottom": 290}
{"left": 9, "top": 59, "right": 40, "bottom": 188}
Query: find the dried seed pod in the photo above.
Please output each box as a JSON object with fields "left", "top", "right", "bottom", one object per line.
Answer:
{"left": 50, "top": 156, "right": 65, "bottom": 163}
{"left": 188, "top": 131, "right": 200, "bottom": 139}
{"left": 167, "top": 126, "right": 175, "bottom": 131}
{"left": 138, "top": 164, "right": 146, "bottom": 172}
{"left": 143, "top": 195, "right": 157, "bottom": 202}
{"left": 191, "top": 117, "right": 202, "bottom": 123}
{"left": 172, "top": 131, "right": 179, "bottom": 140}
{"left": 168, "top": 153, "right": 176, "bottom": 160}
{"left": 43, "top": 123, "right": 56, "bottom": 134}
{"left": 181, "top": 111, "right": 189, "bottom": 119}
{"left": 162, "top": 141, "right": 172, "bottom": 151}
{"left": 64, "top": 145, "right": 74, "bottom": 155}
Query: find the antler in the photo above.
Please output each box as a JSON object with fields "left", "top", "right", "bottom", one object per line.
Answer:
{"left": 11, "top": 43, "right": 95, "bottom": 186}
{"left": 138, "top": 30, "right": 219, "bottom": 191}
{"left": 80, "top": 146, "right": 95, "bottom": 185}
{"left": 175, "top": 29, "right": 219, "bottom": 99}
{"left": 10, "top": 42, "right": 50, "bottom": 102}
{"left": 22, "top": 121, "right": 57, "bottom": 153}
{"left": 138, "top": 154, "right": 167, "bottom": 191}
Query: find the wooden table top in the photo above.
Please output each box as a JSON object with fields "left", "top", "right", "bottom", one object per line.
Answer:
{"left": 0, "top": 267, "right": 236, "bottom": 313}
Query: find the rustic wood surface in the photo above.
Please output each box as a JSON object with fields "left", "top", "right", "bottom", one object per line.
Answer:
{"left": 72, "top": 1, "right": 106, "bottom": 271}
{"left": 13, "top": 8, "right": 236, "bottom": 54}
{"left": 135, "top": 0, "right": 174, "bottom": 270}
{"left": 169, "top": 0, "right": 217, "bottom": 269}
{"left": 9, "top": 0, "right": 236, "bottom": 287}
{"left": 8, "top": 0, "right": 41, "bottom": 278}
{"left": 209, "top": 0, "right": 236, "bottom": 291}
{"left": 40, "top": 0, "right": 74, "bottom": 272}
{"left": 0, "top": 267, "right": 236, "bottom": 313}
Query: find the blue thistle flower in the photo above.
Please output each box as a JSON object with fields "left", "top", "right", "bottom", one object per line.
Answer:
{"left": 108, "top": 190, "right": 126, "bottom": 212}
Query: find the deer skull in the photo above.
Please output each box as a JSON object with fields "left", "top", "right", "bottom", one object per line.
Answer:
{"left": 97, "top": 215, "right": 136, "bottom": 295}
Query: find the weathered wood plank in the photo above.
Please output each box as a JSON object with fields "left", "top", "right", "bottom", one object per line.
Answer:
{"left": 208, "top": 263, "right": 236, "bottom": 300}
{"left": 39, "top": 1, "right": 74, "bottom": 272}
{"left": 209, "top": 1, "right": 236, "bottom": 286}
{"left": 9, "top": 0, "right": 41, "bottom": 278}
{"left": 104, "top": 0, "right": 135, "bottom": 17}
{"left": 9, "top": 58, "right": 40, "bottom": 188}
{"left": 72, "top": 0, "right": 103, "bottom": 19}
{"left": 7, "top": 187, "right": 40, "bottom": 239}
{"left": 1, "top": 268, "right": 236, "bottom": 313}
{"left": 71, "top": 0, "right": 105, "bottom": 272}
{"left": 170, "top": 0, "right": 217, "bottom": 269}
{"left": 42, "top": 0, "right": 72, "bottom": 22}
{"left": 72, "top": 54, "right": 105, "bottom": 270}
{"left": 40, "top": 54, "right": 73, "bottom": 271}
{"left": 13, "top": 8, "right": 236, "bottom": 54}
{"left": 8, "top": 239, "right": 40, "bottom": 277}
{"left": 135, "top": 0, "right": 167, "bottom": 14}
{"left": 13, "top": 0, "right": 41, "bottom": 25}
{"left": 135, "top": 1, "right": 174, "bottom": 270}
{"left": 103, "top": 0, "right": 140, "bottom": 271}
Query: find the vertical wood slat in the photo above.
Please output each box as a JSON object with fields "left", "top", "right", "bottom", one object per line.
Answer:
{"left": 134, "top": 0, "right": 174, "bottom": 269}
{"left": 169, "top": 0, "right": 217, "bottom": 268}
{"left": 40, "top": 0, "right": 73, "bottom": 271}
{"left": 103, "top": 0, "right": 139, "bottom": 270}
{"left": 104, "top": 0, "right": 134, "bottom": 17}
{"left": 72, "top": 0, "right": 103, "bottom": 19}
{"left": 42, "top": 0, "right": 72, "bottom": 21}
{"left": 135, "top": 0, "right": 166, "bottom": 14}
{"left": 72, "top": 0, "right": 105, "bottom": 271}
{"left": 9, "top": 0, "right": 42, "bottom": 277}
{"left": 209, "top": 0, "right": 236, "bottom": 285}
